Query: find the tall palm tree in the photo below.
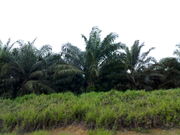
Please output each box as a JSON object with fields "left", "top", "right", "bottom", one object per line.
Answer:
{"left": 121, "top": 40, "right": 155, "bottom": 89}
{"left": 62, "top": 27, "right": 123, "bottom": 90}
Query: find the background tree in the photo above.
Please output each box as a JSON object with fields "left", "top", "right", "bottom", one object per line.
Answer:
{"left": 0, "top": 39, "right": 17, "bottom": 97}
{"left": 156, "top": 57, "right": 180, "bottom": 89}
{"left": 1, "top": 28, "right": 180, "bottom": 98}
{"left": 174, "top": 44, "right": 180, "bottom": 59}
{"left": 97, "top": 53, "right": 129, "bottom": 91}
{"left": 121, "top": 40, "right": 155, "bottom": 89}
{"left": 0, "top": 40, "right": 55, "bottom": 97}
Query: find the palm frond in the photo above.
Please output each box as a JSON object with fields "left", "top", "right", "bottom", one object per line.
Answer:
{"left": 174, "top": 44, "right": 180, "bottom": 59}
{"left": 81, "top": 34, "right": 88, "bottom": 44}
{"left": 29, "top": 70, "right": 45, "bottom": 79}
{"left": 39, "top": 44, "right": 52, "bottom": 57}
{"left": 99, "top": 33, "right": 122, "bottom": 59}
{"left": 22, "top": 80, "right": 54, "bottom": 94}
{"left": 140, "top": 47, "right": 155, "bottom": 61}
{"left": 54, "top": 64, "right": 83, "bottom": 78}
{"left": 61, "top": 43, "right": 85, "bottom": 70}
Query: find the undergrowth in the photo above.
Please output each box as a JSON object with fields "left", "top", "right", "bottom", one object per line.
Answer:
{"left": 0, "top": 89, "right": 180, "bottom": 133}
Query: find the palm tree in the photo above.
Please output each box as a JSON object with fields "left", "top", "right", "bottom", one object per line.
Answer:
{"left": 121, "top": 40, "right": 155, "bottom": 89}
{"left": 49, "top": 63, "right": 84, "bottom": 93}
{"left": 0, "top": 39, "right": 17, "bottom": 97}
{"left": 98, "top": 55, "right": 129, "bottom": 91}
{"left": 0, "top": 40, "right": 54, "bottom": 97}
{"left": 61, "top": 43, "right": 85, "bottom": 71}
{"left": 174, "top": 44, "right": 180, "bottom": 61}
{"left": 0, "top": 39, "right": 16, "bottom": 66}
{"left": 62, "top": 27, "right": 123, "bottom": 90}
{"left": 157, "top": 57, "right": 180, "bottom": 89}
{"left": 0, "top": 38, "right": 84, "bottom": 97}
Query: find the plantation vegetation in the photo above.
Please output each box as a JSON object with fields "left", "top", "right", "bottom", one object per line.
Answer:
{"left": 0, "top": 27, "right": 180, "bottom": 98}
{"left": 0, "top": 89, "right": 180, "bottom": 134}
{"left": 0, "top": 27, "right": 180, "bottom": 134}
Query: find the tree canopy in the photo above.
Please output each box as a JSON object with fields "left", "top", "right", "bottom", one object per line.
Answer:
{"left": 0, "top": 27, "right": 180, "bottom": 98}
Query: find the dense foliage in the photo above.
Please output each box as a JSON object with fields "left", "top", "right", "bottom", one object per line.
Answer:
{"left": 1, "top": 27, "right": 180, "bottom": 97}
{"left": 0, "top": 89, "right": 180, "bottom": 133}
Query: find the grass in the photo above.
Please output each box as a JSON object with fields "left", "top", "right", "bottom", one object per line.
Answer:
{"left": 58, "top": 133, "right": 74, "bottom": 135}
{"left": 26, "top": 131, "right": 49, "bottom": 135}
{"left": 0, "top": 89, "right": 180, "bottom": 134}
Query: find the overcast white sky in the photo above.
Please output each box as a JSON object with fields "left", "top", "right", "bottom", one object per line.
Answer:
{"left": 0, "top": 0, "right": 180, "bottom": 60}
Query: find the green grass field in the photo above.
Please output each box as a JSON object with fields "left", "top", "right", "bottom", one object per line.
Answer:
{"left": 0, "top": 89, "right": 180, "bottom": 134}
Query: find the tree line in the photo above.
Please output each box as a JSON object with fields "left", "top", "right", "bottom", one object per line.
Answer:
{"left": 0, "top": 27, "right": 180, "bottom": 98}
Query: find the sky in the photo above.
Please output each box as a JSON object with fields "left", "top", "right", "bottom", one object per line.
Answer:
{"left": 0, "top": 0, "right": 180, "bottom": 60}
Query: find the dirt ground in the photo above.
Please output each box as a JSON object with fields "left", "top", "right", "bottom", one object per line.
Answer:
{"left": 48, "top": 125, "right": 180, "bottom": 135}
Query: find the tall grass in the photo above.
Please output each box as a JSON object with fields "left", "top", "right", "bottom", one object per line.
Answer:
{"left": 0, "top": 89, "right": 180, "bottom": 133}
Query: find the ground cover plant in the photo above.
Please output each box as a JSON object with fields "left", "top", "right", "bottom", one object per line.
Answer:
{"left": 0, "top": 89, "right": 180, "bottom": 134}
